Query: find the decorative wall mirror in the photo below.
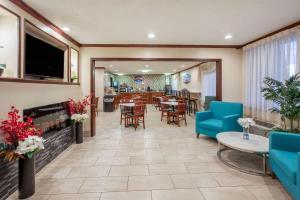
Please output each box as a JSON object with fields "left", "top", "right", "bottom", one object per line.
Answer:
{"left": 0, "top": 5, "right": 20, "bottom": 78}
{"left": 70, "top": 48, "right": 79, "bottom": 83}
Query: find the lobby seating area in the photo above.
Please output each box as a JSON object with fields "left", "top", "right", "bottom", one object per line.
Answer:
{"left": 1, "top": 1, "right": 300, "bottom": 200}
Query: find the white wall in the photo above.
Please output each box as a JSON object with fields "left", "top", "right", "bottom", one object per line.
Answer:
{"left": 178, "top": 66, "right": 201, "bottom": 92}
{"left": 80, "top": 47, "right": 243, "bottom": 131}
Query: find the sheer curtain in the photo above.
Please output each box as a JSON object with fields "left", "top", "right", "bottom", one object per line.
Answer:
{"left": 244, "top": 27, "right": 300, "bottom": 122}
{"left": 201, "top": 63, "right": 216, "bottom": 101}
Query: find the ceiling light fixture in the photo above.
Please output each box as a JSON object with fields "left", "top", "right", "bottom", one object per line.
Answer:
{"left": 116, "top": 73, "right": 124, "bottom": 76}
{"left": 62, "top": 27, "right": 71, "bottom": 32}
{"left": 164, "top": 73, "right": 171, "bottom": 76}
{"left": 109, "top": 64, "right": 114, "bottom": 68}
{"left": 181, "top": 65, "right": 185, "bottom": 68}
{"left": 224, "top": 34, "right": 233, "bottom": 40}
{"left": 145, "top": 65, "right": 149, "bottom": 68}
{"left": 148, "top": 33, "right": 155, "bottom": 39}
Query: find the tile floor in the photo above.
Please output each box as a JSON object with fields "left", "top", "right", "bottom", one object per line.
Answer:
{"left": 8, "top": 106, "right": 292, "bottom": 200}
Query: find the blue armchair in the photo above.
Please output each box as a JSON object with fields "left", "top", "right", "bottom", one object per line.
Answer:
{"left": 269, "top": 131, "right": 300, "bottom": 200}
{"left": 195, "top": 101, "right": 243, "bottom": 138}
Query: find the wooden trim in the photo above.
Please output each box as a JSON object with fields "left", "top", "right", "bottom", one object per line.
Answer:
{"left": 95, "top": 67, "right": 105, "bottom": 69}
{"left": 0, "top": 77, "right": 80, "bottom": 85}
{"left": 241, "top": 20, "right": 300, "bottom": 48}
{"left": 0, "top": 4, "right": 21, "bottom": 78}
{"left": 82, "top": 44, "right": 241, "bottom": 48}
{"left": 70, "top": 47, "right": 80, "bottom": 83}
{"left": 90, "top": 59, "right": 96, "bottom": 137}
{"left": 67, "top": 47, "right": 70, "bottom": 82}
{"left": 10, "top": 0, "right": 80, "bottom": 47}
{"left": 216, "top": 60, "right": 222, "bottom": 101}
{"left": 171, "top": 62, "right": 205, "bottom": 75}
{"left": 90, "top": 57, "right": 222, "bottom": 136}
{"left": 93, "top": 57, "right": 222, "bottom": 62}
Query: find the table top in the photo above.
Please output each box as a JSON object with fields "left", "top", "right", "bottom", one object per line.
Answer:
{"left": 161, "top": 101, "right": 179, "bottom": 106}
{"left": 216, "top": 132, "right": 269, "bottom": 154}
{"left": 119, "top": 103, "right": 135, "bottom": 107}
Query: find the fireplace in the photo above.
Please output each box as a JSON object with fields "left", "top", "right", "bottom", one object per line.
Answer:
{"left": 23, "top": 101, "right": 71, "bottom": 136}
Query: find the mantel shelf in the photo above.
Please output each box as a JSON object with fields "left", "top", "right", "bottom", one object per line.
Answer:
{"left": 0, "top": 77, "right": 80, "bottom": 85}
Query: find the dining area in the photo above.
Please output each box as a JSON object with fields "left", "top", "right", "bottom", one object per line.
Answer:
{"left": 119, "top": 92, "right": 198, "bottom": 131}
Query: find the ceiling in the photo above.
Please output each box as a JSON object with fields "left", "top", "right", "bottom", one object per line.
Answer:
{"left": 23, "top": 0, "right": 300, "bottom": 45}
{"left": 95, "top": 61, "right": 202, "bottom": 75}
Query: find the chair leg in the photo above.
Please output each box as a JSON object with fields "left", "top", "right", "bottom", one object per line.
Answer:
{"left": 143, "top": 116, "right": 145, "bottom": 129}
{"left": 184, "top": 114, "right": 187, "bottom": 126}
{"left": 161, "top": 112, "right": 163, "bottom": 121}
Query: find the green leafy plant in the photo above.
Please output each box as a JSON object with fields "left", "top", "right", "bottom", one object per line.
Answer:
{"left": 261, "top": 72, "right": 300, "bottom": 133}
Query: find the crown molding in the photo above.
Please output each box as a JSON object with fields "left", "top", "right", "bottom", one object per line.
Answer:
{"left": 10, "top": 0, "right": 80, "bottom": 47}
{"left": 81, "top": 44, "right": 242, "bottom": 48}
{"left": 241, "top": 20, "right": 300, "bottom": 48}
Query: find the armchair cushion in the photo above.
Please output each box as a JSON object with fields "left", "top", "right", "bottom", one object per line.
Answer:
{"left": 198, "top": 119, "right": 223, "bottom": 132}
{"left": 270, "top": 149, "right": 297, "bottom": 184}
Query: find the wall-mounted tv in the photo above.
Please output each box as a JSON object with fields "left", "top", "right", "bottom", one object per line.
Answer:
{"left": 25, "top": 33, "right": 64, "bottom": 79}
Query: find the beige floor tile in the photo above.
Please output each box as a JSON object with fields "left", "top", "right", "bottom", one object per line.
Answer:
{"left": 130, "top": 155, "right": 165, "bottom": 165}
{"left": 95, "top": 156, "right": 130, "bottom": 165}
{"left": 7, "top": 193, "right": 50, "bottom": 200}
{"left": 149, "top": 164, "right": 187, "bottom": 175}
{"left": 67, "top": 166, "right": 110, "bottom": 178}
{"left": 152, "top": 189, "right": 205, "bottom": 200}
{"left": 200, "top": 187, "right": 256, "bottom": 200}
{"left": 109, "top": 165, "right": 149, "bottom": 176}
{"left": 246, "top": 185, "right": 292, "bottom": 200}
{"left": 48, "top": 193, "right": 101, "bottom": 200}
{"left": 211, "top": 171, "right": 278, "bottom": 186}
{"left": 164, "top": 155, "right": 198, "bottom": 163}
{"left": 128, "top": 175, "right": 174, "bottom": 190}
{"left": 37, "top": 167, "right": 72, "bottom": 179}
{"left": 186, "top": 162, "right": 228, "bottom": 173}
{"left": 36, "top": 179, "right": 85, "bottom": 194}
{"left": 171, "top": 173, "right": 219, "bottom": 188}
{"left": 79, "top": 177, "right": 128, "bottom": 193}
{"left": 100, "top": 191, "right": 151, "bottom": 200}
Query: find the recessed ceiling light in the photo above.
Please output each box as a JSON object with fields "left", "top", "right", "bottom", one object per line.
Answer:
{"left": 164, "top": 73, "right": 171, "bottom": 76}
{"left": 116, "top": 73, "right": 124, "bottom": 76}
{"left": 145, "top": 65, "right": 149, "bottom": 68}
{"left": 62, "top": 27, "right": 71, "bottom": 32}
{"left": 148, "top": 33, "right": 155, "bottom": 39}
{"left": 140, "top": 69, "right": 151, "bottom": 73}
{"left": 181, "top": 65, "right": 185, "bottom": 68}
{"left": 224, "top": 34, "right": 233, "bottom": 40}
{"left": 109, "top": 64, "right": 114, "bottom": 68}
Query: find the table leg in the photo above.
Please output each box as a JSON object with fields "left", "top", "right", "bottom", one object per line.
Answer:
{"left": 263, "top": 153, "right": 267, "bottom": 175}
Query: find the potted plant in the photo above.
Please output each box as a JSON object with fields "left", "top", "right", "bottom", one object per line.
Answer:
{"left": 261, "top": 72, "right": 300, "bottom": 133}
{"left": 0, "top": 106, "right": 44, "bottom": 199}
{"left": 68, "top": 96, "right": 90, "bottom": 144}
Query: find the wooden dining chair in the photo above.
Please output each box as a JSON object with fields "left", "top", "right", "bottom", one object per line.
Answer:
{"left": 161, "top": 103, "right": 172, "bottom": 121}
{"left": 125, "top": 105, "right": 145, "bottom": 130}
{"left": 120, "top": 98, "right": 132, "bottom": 125}
{"left": 168, "top": 103, "right": 187, "bottom": 127}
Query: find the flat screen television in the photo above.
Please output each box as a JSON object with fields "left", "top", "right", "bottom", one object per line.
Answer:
{"left": 25, "top": 33, "right": 64, "bottom": 79}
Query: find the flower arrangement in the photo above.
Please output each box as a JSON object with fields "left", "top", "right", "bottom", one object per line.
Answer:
{"left": 68, "top": 95, "right": 91, "bottom": 122}
{"left": 238, "top": 118, "right": 256, "bottom": 130}
{"left": 0, "top": 107, "right": 44, "bottom": 161}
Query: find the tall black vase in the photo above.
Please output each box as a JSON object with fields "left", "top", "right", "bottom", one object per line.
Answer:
{"left": 75, "top": 121, "right": 83, "bottom": 144}
{"left": 19, "top": 156, "right": 35, "bottom": 199}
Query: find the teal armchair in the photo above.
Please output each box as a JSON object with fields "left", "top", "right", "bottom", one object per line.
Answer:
{"left": 195, "top": 101, "right": 243, "bottom": 138}
{"left": 269, "top": 131, "right": 300, "bottom": 200}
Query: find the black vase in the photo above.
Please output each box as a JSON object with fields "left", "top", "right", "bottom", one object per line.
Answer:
{"left": 19, "top": 156, "right": 35, "bottom": 199}
{"left": 75, "top": 121, "right": 83, "bottom": 144}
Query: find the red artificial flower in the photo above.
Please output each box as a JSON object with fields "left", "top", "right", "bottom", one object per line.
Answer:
{"left": 0, "top": 106, "right": 43, "bottom": 146}
{"left": 68, "top": 95, "right": 91, "bottom": 115}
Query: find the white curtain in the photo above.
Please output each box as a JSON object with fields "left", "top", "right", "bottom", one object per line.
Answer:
{"left": 201, "top": 64, "right": 216, "bottom": 101}
{"left": 243, "top": 27, "right": 300, "bottom": 122}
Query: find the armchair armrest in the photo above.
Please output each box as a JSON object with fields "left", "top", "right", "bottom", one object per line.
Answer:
{"left": 297, "top": 152, "right": 300, "bottom": 185}
{"left": 270, "top": 131, "right": 300, "bottom": 152}
{"left": 196, "top": 111, "right": 212, "bottom": 122}
{"left": 222, "top": 114, "right": 241, "bottom": 131}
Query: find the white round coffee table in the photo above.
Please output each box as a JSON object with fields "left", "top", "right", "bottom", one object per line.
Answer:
{"left": 216, "top": 131, "right": 269, "bottom": 175}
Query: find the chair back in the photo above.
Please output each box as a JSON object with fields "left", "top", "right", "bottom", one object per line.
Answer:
{"left": 210, "top": 101, "right": 243, "bottom": 119}
{"left": 120, "top": 98, "right": 131, "bottom": 103}
{"left": 177, "top": 103, "right": 186, "bottom": 113}
{"left": 133, "top": 105, "right": 144, "bottom": 115}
